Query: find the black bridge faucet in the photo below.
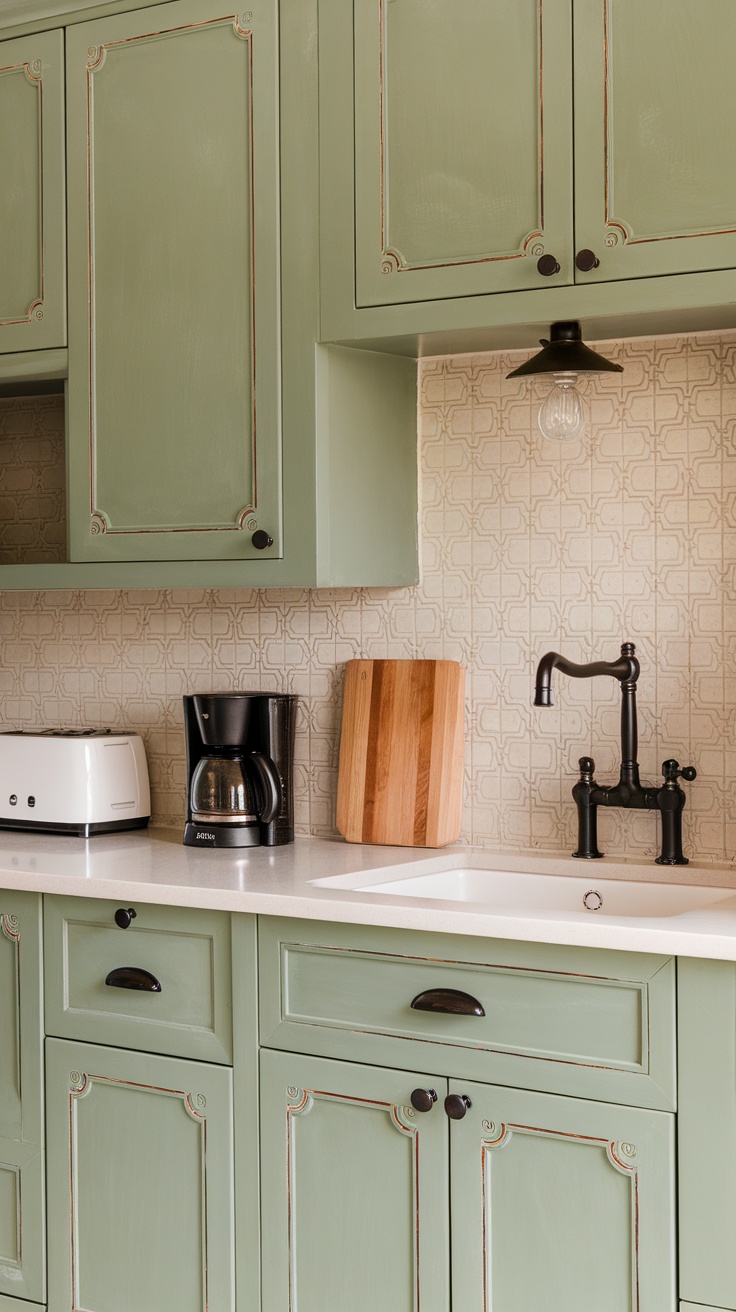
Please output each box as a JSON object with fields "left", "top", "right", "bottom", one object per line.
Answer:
{"left": 534, "top": 642, "right": 697, "bottom": 864}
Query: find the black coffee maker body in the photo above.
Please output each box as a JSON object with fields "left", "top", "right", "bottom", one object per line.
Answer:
{"left": 183, "top": 692, "right": 297, "bottom": 848}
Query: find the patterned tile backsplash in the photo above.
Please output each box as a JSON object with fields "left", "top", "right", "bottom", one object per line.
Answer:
{"left": 2, "top": 329, "right": 736, "bottom": 862}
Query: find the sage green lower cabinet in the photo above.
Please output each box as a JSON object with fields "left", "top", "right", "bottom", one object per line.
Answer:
{"left": 678, "top": 958, "right": 736, "bottom": 1312}
{"left": 260, "top": 1050, "right": 675, "bottom": 1312}
{"left": 260, "top": 1049, "right": 450, "bottom": 1312}
{"left": 0, "top": 891, "right": 44, "bottom": 1306}
{"left": 45, "top": 1038, "right": 235, "bottom": 1312}
{"left": 449, "top": 1078, "right": 675, "bottom": 1312}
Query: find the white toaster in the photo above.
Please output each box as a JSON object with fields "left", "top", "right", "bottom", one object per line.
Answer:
{"left": 0, "top": 730, "right": 151, "bottom": 837}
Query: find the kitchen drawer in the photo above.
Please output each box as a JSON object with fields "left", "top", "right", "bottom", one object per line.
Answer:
{"left": 44, "top": 896, "right": 232, "bottom": 1064}
{"left": 259, "top": 918, "right": 676, "bottom": 1109}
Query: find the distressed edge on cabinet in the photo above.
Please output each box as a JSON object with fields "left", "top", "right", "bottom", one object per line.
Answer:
{"left": 233, "top": 913, "right": 261, "bottom": 1312}
{"left": 258, "top": 917, "right": 677, "bottom": 1111}
{"left": 678, "top": 957, "right": 736, "bottom": 1312}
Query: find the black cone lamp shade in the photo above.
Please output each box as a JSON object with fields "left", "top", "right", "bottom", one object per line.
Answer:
{"left": 506, "top": 321, "right": 623, "bottom": 379}
{"left": 507, "top": 321, "right": 622, "bottom": 443}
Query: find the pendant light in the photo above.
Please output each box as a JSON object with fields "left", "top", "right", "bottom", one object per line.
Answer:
{"left": 506, "top": 321, "right": 623, "bottom": 443}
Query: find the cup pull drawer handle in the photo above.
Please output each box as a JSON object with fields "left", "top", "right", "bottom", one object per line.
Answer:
{"left": 105, "top": 966, "right": 162, "bottom": 993}
{"left": 410, "top": 988, "right": 485, "bottom": 1017}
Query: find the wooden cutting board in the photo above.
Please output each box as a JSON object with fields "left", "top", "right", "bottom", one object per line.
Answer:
{"left": 336, "top": 659, "right": 465, "bottom": 848}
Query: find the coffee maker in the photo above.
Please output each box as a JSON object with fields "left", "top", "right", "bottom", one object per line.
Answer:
{"left": 183, "top": 692, "right": 297, "bottom": 848}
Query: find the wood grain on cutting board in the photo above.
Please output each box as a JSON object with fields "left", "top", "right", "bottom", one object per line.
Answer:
{"left": 336, "top": 659, "right": 465, "bottom": 847}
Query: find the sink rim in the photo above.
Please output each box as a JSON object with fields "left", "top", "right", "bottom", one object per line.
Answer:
{"left": 310, "top": 860, "right": 736, "bottom": 921}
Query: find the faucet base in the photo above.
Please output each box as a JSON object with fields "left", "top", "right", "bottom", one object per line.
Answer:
{"left": 655, "top": 854, "right": 690, "bottom": 866}
{"left": 572, "top": 850, "right": 604, "bottom": 859}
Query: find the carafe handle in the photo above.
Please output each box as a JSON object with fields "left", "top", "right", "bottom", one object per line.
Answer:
{"left": 249, "top": 751, "right": 281, "bottom": 825}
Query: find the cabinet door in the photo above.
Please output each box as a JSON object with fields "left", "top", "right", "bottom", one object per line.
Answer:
{"left": 450, "top": 1078, "right": 675, "bottom": 1312}
{"left": 0, "top": 892, "right": 44, "bottom": 1306}
{"left": 46, "top": 1038, "right": 234, "bottom": 1312}
{"left": 574, "top": 0, "right": 736, "bottom": 283}
{"left": 678, "top": 958, "right": 736, "bottom": 1311}
{"left": 0, "top": 29, "right": 65, "bottom": 353}
{"left": 65, "top": 0, "right": 281, "bottom": 563}
{"left": 260, "top": 1049, "right": 449, "bottom": 1312}
{"left": 352, "top": 0, "right": 574, "bottom": 306}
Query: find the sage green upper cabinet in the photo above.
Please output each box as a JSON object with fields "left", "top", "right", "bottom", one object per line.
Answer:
{"left": 0, "top": 892, "right": 44, "bottom": 1306}
{"left": 352, "top": 0, "right": 574, "bottom": 306}
{"left": 573, "top": 0, "right": 736, "bottom": 283}
{"left": 65, "top": 0, "right": 281, "bottom": 563}
{"left": 321, "top": 0, "right": 736, "bottom": 342}
{"left": 0, "top": 28, "right": 65, "bottom": 354}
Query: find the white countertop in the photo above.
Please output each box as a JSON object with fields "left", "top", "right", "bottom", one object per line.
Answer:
{"left": 2, "top": 827, "right": 736, "bottom": 960}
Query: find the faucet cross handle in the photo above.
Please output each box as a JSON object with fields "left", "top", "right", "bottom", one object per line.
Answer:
{"left": 661, "top": 759, "right": 697, "bottom": 786}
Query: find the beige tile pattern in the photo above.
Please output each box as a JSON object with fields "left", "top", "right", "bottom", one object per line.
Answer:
{"left": 0, "top": 396, "right": 66, "bottom": 564}
{"left": 2, "top": 330, "right": 736, "bottom": 862}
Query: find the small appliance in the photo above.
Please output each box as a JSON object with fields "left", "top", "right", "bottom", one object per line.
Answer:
{"left": 0, "top": 729, "right": 151, "bottom": 837}
{"left": 183, "top": 691, "right": 297, "bottom": 848}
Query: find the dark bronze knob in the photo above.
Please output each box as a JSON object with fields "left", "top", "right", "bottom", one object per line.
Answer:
{"left": 537, "top": 254, "right": 560, "bottom": 277}
{"left": 680, "top": 766, "right": 697, "bottom": 782}
{"left": 444, "top": 1094, "right": 471, "bottom": 1120}
{"left": 251, "top": 530, "right": 273, "bottom": 550}
{"left": 410, "top": 1088, "right": 438, "bottom": 1113}
{"left": 575, "top": 248, "right": 600, "bottom": 272}
{"left": 114, "top": 907, "right": 137, "bottom": 929}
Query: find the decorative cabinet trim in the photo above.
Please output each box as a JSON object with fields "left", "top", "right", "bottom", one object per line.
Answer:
{"left": 602, "top": 0, "right": 736, "bottom": 250}
{"left": 68, "top": 1069, "right": 212, "bottom": 1312}
{"left": 480, "top": 1119, "right": 642, "bottom": 1310}
{"left": 0, "top": 57, "right": 45, "bottom": 327}
{"left": 377, "top": 0, "right": 546, "bottom": 276}
{"left": 82, "top": 11, "right": 258, "bottom": 538}
{"left": 285, "top": 1083, "right": 421, "bottom": 1312}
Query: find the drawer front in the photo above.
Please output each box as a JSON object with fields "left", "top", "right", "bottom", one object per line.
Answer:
{"left": 259, "top": 918, "right": 676, "bottom": 1109}
{"left": 44, "top": 896, "right": 232, "bottom": 1064}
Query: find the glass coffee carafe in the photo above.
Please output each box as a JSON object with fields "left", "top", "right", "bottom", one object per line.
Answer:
{"left": 189, "top": 750, "right": 280, "bottom": 836}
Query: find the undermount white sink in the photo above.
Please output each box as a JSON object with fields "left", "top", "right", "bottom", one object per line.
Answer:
{"left": 313, "top": 865, "right": 736, "bottom": 919}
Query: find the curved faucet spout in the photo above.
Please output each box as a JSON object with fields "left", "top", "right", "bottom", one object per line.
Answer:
{"left": 533, "top": 642, "right": 639, "bottom": 707}
{"left": 533, "top": 641, "right": 695, "bottom": 863}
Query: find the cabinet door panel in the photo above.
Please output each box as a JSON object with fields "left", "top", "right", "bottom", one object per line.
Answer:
{"left": 260, "top": 1049, "right": 449, "bottom": 1312}
{"left": 450, "top": 1079, "right": 675, "bottom": 1312}
{"left": 0, "top": 894, "right": 44, "bottom": 1306}
{"left": 678, "top": 958, "right": 736, "bottom": 1311}
{"left": 66, "top": 0, "right": 281, "bottom": 562}
{"left": 574, "top": 0, "right": 736, "bottom": 282}
{"left": 0, "top": 29, "right": 65, "bottom": 354}
{"left": 46, "top": 1038, "right": 234, "bottom": 1312}
{"left": 353, "top": 0, "right": 574, "bottom": 305}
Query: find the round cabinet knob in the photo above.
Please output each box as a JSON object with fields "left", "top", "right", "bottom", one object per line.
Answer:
{"left": 410, "top": 1088, "right": 438, "bottom": 1114}
{"left": 251, "top": 530, "right": 273, "bottom": 550}
{"left": 575, "top": 248, "right": 600, "bottom": 272}
{"left": 444, "top": 1094, "right": 472, "bottom": 1120}
{"left": 114, "top": 907, "right": 137, "bottom": 929}
{"left": 537, "top": 254, "right": 561, "bottom": 277}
